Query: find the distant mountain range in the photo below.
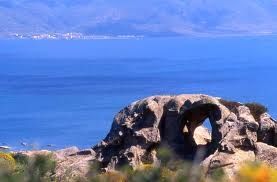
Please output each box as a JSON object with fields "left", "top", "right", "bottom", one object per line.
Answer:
{"left": 1, "top": 0, "right": 277, "bottom": 38}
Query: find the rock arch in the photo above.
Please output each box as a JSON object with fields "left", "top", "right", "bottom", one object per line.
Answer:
{"left": 158, "top": 99, "right": 223, "bottom": 159}
{"left": 180, "top": 102, "right": 221, "bottom": 158}
{"left": 92, "top": 94, "right": 277, "bottom": 177}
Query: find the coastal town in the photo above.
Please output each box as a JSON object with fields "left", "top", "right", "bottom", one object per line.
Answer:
{"left": 3, "top": 33, "right": 144, "bottom": 40}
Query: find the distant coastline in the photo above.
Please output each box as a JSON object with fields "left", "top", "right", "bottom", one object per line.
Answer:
{"left": 1, "top": 33, "right": 144, "bottom": 40}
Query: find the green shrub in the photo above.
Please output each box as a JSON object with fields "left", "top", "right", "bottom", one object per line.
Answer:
{"left": 129, "top": 167, "right": 161, "bottom": 182}
{"left": 219, "top": 99, "right": 268, "bottom": 121}
{"left": 245, "top": 102, "right": 268, "bottom": 121}
{"left": 28, "top": 154, "right": 56, "bottom": 181}
{"left": 209, "top": 168, "right": 226, "bottom": 182}
{"left": 0, "top": 153, "right": 56, "bottom": 182}
{"left": 12, "top": 153, "right": 29, "bottom": 166}
{"left": 219, "top": 99, "right": 242, "bottom": 115}
{"left": 156, "top": 146, "right": 172, "bottom": 167}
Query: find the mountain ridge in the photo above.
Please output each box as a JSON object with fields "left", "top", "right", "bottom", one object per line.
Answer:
{"left": 1, "top": 0, "right": 277, "bottom": 37}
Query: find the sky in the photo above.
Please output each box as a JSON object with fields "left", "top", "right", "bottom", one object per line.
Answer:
{"left": 1, "top": 0, "right": 277, "bottom": 36}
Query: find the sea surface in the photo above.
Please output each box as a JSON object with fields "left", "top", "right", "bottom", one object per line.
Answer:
{"left": 0, "top": 37, "right": 276, "bottom": 150}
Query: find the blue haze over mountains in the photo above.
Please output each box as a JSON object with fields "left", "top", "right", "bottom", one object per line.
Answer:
{"left": 1, "top": 0, "right": 277, "bottom": 37}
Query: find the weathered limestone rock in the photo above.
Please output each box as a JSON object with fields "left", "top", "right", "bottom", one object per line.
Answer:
{"left": 55, "top": 146, "right": 80, "bottom": 159}
{"left": 273, "top": 123, "right": 277, "bottom": 147}
{"left": 255, "top": 142, "right": 277, "bottom": 167}
{"left": 193, "top": 126, "right": 211, "bottom": 146}
{"left": 53, "top": 148, "right": 95, "bottom": 182}
{"left": 92, "top": 94, "right": 277, "bottom": 178}
{"left": 202, "top": 149, "right": 256, "bottom": 179}
{"left": 258, "top": 113, "right": 277, "bottom": 146}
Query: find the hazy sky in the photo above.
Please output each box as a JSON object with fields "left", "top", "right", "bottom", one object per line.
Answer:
{"left": 1, "top": 0, "right": 277, "bottom": 36}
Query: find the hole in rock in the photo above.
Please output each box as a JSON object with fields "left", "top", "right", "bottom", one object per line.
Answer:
{"left": 203, "top": 118, "right": 212, "bottom": 132}
{"left": 159, "top": 103, "right": 221, "bottom": 161}
{"left": 180, "top": 104, "right": 221, "bottom": 160}
{"left": 191, "top": 119, "right": 212, "bottom": 160}
{"left": 182, "top": 119, "right": 212, "bottom": 160}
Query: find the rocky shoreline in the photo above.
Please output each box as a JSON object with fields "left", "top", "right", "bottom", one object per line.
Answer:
{"left": 12, "top": 94, "right": 277, "bottom": 181}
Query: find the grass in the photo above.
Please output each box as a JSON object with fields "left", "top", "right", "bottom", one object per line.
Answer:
{"left": 78, "top": 146, "right": 207, "bottom": 182}
{"left": 86, "top": 161, "right": 277, "bottom": 182}
{"left": 0, "top": 147, "right": 276, "bottom": 182}
{"left": 85, "top": 147, "right": 277, "bottom": 182}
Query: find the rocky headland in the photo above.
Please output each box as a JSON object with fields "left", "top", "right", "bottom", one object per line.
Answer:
{"left": 14, "top": 94, "right": 277, "bottom": 181}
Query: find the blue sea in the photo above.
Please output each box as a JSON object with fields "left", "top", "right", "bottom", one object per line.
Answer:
{"left": 0, "top": 37, "right": 276, "bottom": 150}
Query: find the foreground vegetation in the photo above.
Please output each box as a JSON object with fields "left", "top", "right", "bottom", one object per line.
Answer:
{"left": 0, "top": 152, "right": 56, "bottom": 182}
{"left": 1, "top": 149, "right": 277, "bottom": 182}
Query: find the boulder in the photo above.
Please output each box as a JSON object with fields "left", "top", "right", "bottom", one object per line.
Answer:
{"left": 55, "top": 146, "right": 80, "bottom": 159}
{"left": 255, "top": 142, "right": 277, "bottom": 167}
{"left": 202, "top": 149, "right": 256, "bottom": 179}
{"left": 53, "top": 149, "right": 95, "bottom": 182}
{"left": 92, "top": 94, "right": 277, "bottom": 178}
{"left": 257, "top": 113, "right": 276, "bottom": 146}
{"left": 193, "top": 126, "right": 211, "bottom": 146}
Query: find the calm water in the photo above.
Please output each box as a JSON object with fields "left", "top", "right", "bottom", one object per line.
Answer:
{"left": 0, "top": 37, "right": 276, "bottom": 150}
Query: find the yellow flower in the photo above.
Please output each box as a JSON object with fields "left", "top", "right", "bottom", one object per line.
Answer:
{"left": 161, "top": 167, "right": 175, "bottom": 179}
{"left": 238, "top": 162, "right": 277, "bottom": 182}
{"left": 137, "top": 164, "right": 154, "bottom": 171}
{"left": 0, "top": 152, "right": 16, "bottom": 171}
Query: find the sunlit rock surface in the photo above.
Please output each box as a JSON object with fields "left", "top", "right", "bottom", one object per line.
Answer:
{"left": 93, "top": 94, "right": 277, "bottom": 177}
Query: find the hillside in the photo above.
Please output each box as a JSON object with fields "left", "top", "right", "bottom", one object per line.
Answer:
{"left": 1, "top": 0, "right": 277, "bottom": 38}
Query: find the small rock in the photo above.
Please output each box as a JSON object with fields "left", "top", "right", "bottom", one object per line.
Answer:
{"left": 255, "top": 142, "right": 277, "bottom": 167}
{"left": 76, "top": 149, "right": 96, "bottom": 156}
{"left": 46, "top": 144, "right": 56, "bottom": 148}
{"left": 0, "top": 146, "right": 11, "bottom": 150}
{"left": 21, "top": 142, "right": 28, "bottom": 147}
{"left": 55, "top": 146, "right": 79, "bottom": 159}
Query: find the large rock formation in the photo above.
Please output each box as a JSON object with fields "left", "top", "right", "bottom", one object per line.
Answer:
{"left": 92, "top": 94, "right": 277, "bottom": 178}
